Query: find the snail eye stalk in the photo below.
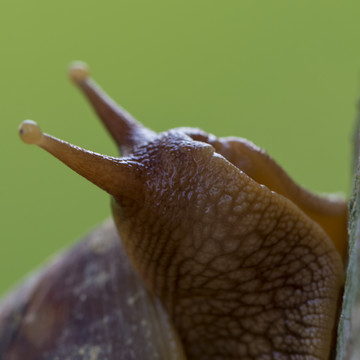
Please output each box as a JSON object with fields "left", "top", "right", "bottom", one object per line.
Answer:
{"left": 18, "top": 120, "right": 142, "bottom": 201}
{"left": 68, "top": 61, "right": 156, "bottom": 155}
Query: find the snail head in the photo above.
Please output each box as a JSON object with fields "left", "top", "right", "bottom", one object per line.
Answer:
{"left": 19, "top": 62, "right": 346, "bottom": 360}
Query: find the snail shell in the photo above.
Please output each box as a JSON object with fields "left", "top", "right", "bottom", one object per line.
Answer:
{"left": 0, "top": 220, "right": 186, "bottom": 360}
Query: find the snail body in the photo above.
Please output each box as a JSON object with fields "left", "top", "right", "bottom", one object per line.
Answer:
{"left": 1, "top": 63, "right": 348, "bottom": 359}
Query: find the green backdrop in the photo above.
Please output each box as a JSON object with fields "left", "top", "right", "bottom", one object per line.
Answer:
{"left": 0, "top": 0, "right": 358, "bottom": 295}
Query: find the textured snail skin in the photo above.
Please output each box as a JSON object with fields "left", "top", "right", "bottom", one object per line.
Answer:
{"left": 17, "top": 63, "right": 347, "bottom": 360}
{"left": 110, "top": 131, "right": 344, "bottom": 360}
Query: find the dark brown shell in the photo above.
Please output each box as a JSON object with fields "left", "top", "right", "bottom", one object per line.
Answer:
{"left": 0, "top": 220, "right": 185, "bottom": 360}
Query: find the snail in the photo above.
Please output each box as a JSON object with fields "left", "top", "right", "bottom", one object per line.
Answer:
{"left": 0, "top": 62, "right": 348, "bottom": 360}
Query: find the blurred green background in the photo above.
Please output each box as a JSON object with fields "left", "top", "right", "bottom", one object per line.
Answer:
{"left": 0, "top": 0, "right": 358, "bottom": 296}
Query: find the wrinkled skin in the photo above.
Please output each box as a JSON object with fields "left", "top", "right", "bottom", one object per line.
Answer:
{"left": 112, "top": 130, "right": 344, "bottom": 360}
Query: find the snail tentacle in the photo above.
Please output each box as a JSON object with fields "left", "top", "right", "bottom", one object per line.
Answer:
{"left": 69, "top": 61, "right": 156, "bottom": 155}
{"left": 18, "top": 120, "right": 142, "bottom": 201}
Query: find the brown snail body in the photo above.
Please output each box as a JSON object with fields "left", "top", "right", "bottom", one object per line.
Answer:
{"left": 1, "top": 63, "right": 348, "bottom": 359}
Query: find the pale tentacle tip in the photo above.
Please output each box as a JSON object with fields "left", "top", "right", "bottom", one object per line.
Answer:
{"left": 68, "top": 61, "right": 89, "bottom": 83}
{"left": 19, "top": 120, "right": 43, "bottom": 145}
